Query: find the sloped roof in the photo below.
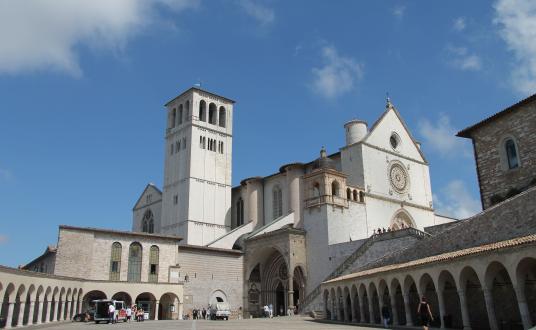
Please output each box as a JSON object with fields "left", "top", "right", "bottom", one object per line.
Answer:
{"left": 132, "top": 183, "right": 162, "bottom": 211}
{"left": 457, "top": 92, "right": 536, "bottom": 138}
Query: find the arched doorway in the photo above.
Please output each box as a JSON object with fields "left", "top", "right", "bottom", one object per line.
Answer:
{"left": 460, "top": 266, "right": 489, "bottom": 329}
{"left": 351, "top": 285, "right": 360, "bottom": 322}
{"left": 275, "top": 282, "right": 285, "bottom": 316}
{"left": 82, "top": 290, "right": 107, "bottom": 314}
{"left": 159, "top": 293, "right": 180, "bottom": 320}
{"left": 293, "top": 266, "right": 306, "bottom": 312}
{"left": 486, "top": 261, "right": 522, "bottom": 329}
{"left": 438, "top": 270, "right": 462, "bottom": 329}
{"left": 419, "top": 273, "right": 440, "bottom": 327}
{"left": 323, "top": 290, "right": 330, "bottom": 320}
{"left": 391, "top": 278, "right": 406, "bottom": 325}
{"left": 135, "top": 292, "right": 156, "bottom": 320}
{"left": 260, "top": 249, "right": 289, "bottom": 316}
{"left": 404, "top": 275, "right": 420, "bottom": 326}
{"left": 359, "top": 284, "right": 370, "bottom": 323}
{"left": 516, "top": 257, "right": 536, "bottom": 326}
{"left": 390, "top": 210, "right": 415, "bottom": 230}
{"left": 112, "top": 292, "right": 132, "bottom": 307}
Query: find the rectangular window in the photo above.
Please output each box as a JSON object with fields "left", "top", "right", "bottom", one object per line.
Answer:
{"left": 200, "top": 136, "right": 204, "bottom": 149}
{"left": 150, "top": 264, "right": 157, "bottom": 275}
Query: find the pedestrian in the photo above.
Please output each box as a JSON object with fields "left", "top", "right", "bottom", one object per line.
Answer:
{"left": 108, "top": 303, "right": 115, "bottom": 324}
{"left": 381, "top": 305, "right": 390, "bottom": 328}
{"left": 126, "top": 306, "right": 132, "bottom": 322}
{"left": 202, "top": 308, "right": 206, "bottom": 320}
{"left": 269, "top": 304, "right": 273, "bottom": 318}
{"left": 417, "top": 296, "right": 433, "bottom": 330}
{"left": 263, "top": 304, "right": 269, "bottom": 318}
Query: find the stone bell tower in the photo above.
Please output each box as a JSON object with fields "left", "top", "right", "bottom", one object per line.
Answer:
{"left": 160, "top": 86, "right": 235, "bottom": 245}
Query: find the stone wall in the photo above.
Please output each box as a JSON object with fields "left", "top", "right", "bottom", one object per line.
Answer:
{"left": 470, "top": 101, "right": 536, "bottom": 209}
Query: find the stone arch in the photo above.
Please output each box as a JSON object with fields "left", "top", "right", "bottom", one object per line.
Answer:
{"left": 351, "top": 284, "right": 360, "bottom": 323}
{"left": 330, "top": 288, "right": 336, "bottom": 321}
{"left": 336, "top": 287, "right": 344, "bottom": 321}
{"left": 437, "top": 270, "right": 462, "bottom": 329}
{"left": 112, "top": 292, "right": 133, "bottom": 306}
{"left": 390, "top": 277, "right": 406, "bottom": 325}
{"left": 390, "top": 209, "right": 415, "bottom": 230}
{"left": 135, "top": 292, "right": 157, "bottom": 320}
{"left": 82, "top": 290, "right": 107, "bottom": 314}
{"left": 159, "top": 292, "right": 180, "bottom": 320}
{"left": 368, "top": 282, "right": 380, "bottom": 324}
{"left": 293, "top": 265, "right": 306, "bottom": 311}
{"left": 378, "top": 279, "right": 392, "bottom": 325}
{"left": 56, "top": 287, "right": 66, "bottom": 322}
{"left": 459, "top": 266, "right": 489, "bottom": 329}
{"left": 218, "top": 106, "right": 226, "bottom": 127}
{"left": 208, "top": 102, "right": 217, "bottom": 125}
{"left": 209, "top": 289, "right": 228, "bottom": 304}
{"left": 323, "top": 289, "right": 330, "bottom": 319}
{"left": 331, "top": 180, "right": 340, "bottom": 197}
{"left": 359, "top": 283, "right": 370, "bottom": 323}
{"left": 343, "top": 286, "right": 351, "bottom": 322}
{"left": 63, "top": 288, "right": 72, "bottom": 320}
{"left": 516, "top": 257, "right": 536, "bottom": 326}
{"left": 485, "top": 261, "right": 522, "bottom": 329}
{"left": 21, "top": 284, "right": 36, "bottom": 325}
{"left": 42, "top": 286, "right": 52, "bottom": 323}
{"left": 33, "top": 285, "right": 45, "bottom": 324}
{"left": 418, "top": 273, "right": 440, "bottom": 327}
{"left": 1, "top": 283, "right": 16, "bottom": 326}
{"left": 199, "top": 100, "right": 206, "bottom": 121}
{"left": 403, "top": 274, "right": 419, "bottom": 325}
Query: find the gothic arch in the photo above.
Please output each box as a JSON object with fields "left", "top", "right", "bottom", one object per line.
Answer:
{"left": 390, "top": 209, "right": 415, "bottom": 230}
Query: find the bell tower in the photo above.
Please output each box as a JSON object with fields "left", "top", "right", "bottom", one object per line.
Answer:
{"left": 160, "top": 86, "right": 234, "bottom": 245}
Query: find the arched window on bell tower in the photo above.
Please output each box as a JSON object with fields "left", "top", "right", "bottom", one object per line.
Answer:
{"left": 272, "top": 186, "right": 283, "bottom": 220}
{"left": 199, "top": 100, "right": 206, "bottom": 121}
{"left": 236, "top": 197, "right": 244, "bottom": 226}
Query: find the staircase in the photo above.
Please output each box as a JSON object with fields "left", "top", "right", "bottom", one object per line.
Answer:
{"left": 301, "top": 228, "right": 430, "bottom": 313}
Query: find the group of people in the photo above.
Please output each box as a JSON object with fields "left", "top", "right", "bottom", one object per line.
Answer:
{"left": 262, "top": 304, "right": 297, "bottom": 318}
{"left": 380, "top": 296, "right": 434, "bottom": 330}
{"left": 107, "top": 303, "right": 145, "bottom": 323}
{"left": 374, "top": 223, "right": 411, "bottom": 236}
{"left": 191, "top": 307, "right": 209, "bottom": 320}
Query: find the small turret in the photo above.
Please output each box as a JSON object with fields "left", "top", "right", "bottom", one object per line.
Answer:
{"left": 344, "top": 120, "right": 368, "bottom": 146}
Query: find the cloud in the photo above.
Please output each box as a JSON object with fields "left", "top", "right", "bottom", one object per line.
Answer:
{"left": 0, "top": 234, "right": 8, "bottom": 244}
{"left": 446, "top": 46, "right": 482, "bottom": 71}
{"left": 311, "top": 46, "right": 363, "bottom": 99}
{"left": 494, "top": 0, "right": 536, "bottom": 94}
{"left": 434, "top": 180, "right": 481, "bottom": 219}
{"left": 0, "top": 0, "right": 198, "bottom": 77}
{"left": 418, "top": 114, "right": 472, "bottom": 158}
{"left": 392, "top": 5, "right": 406, "bottom": 19}
{"left": 452, "top": 17, "right": 466, "bottom": 31}
{"left": 237, "top": 0, "right": 275, "bottom": 26}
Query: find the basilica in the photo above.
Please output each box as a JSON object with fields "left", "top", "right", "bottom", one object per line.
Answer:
{"left": 2, "top": 86, "right": 535, "bottom": 330}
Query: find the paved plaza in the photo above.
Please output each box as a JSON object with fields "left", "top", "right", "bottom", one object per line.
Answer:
{"left": 25, "top": 317, "right": 375, "bottom": 330}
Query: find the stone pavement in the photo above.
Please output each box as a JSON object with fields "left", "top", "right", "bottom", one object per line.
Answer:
{"left": 23, "top": 317, "right": 377, "bottom": 330}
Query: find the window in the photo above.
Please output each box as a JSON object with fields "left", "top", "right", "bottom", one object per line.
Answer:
{"left": 200, "top": 136, "right": 205, "bottom": 149}
{"left": 236, "top": 197, "right": 244, "bottom": 226}
{"left": 178, "top": 104, "right": 183, "bottom": 125}
{"left": 359, "top": 191, "right": 365, "bottom": 202}
{"left": 219, "top": 106, "right": 226, "bottom": 127}
{"left": 170, "top": 108, "right": 176, "bottom": 128}
{"left": 146, "top": 194, "right": 152, "bottom": 204}
{"left": 218, "top": 141, "right": 224, "bottom": 154}
{"left": 148, "top": 245, "right": 159, "bottom": 283}
{"left": 208, "top": 103, "right": 217, "bottom": 125}
{"left": 174, "top": 194, "right": 178, "bottom": 204}
{"left": 142, "top": 210, "right": 154, "bottom": 233}
{"left": 313, "top": 182, "right": 320, "bottom": 197}
{"left": 199, "top": 100, "right": 206, "bottom": 121}
{"left": 109, "top": 242, "right": 122, "bottom": 281}
{"left": 127, "top": 242, "right": 142, "bottom": 282}
{"left": 272, "top": 186, "right": 283, "bottom": 219}
{"left": 505, "top": 139, "right": 519, "bottom": 169}
{"left": 353, "top": 190, "right": 358, "bottom": 201}
{"left": 346, "top": 188, "right": 351, "bottom": 200}
{"left": 185, "top": 100, "right": 190, "bottom": 121}
{"left": 390, "top": 132, "right": 400, "bottom": 150}
{"left": 331, "top": 180, "right": 340, "bottom": 196}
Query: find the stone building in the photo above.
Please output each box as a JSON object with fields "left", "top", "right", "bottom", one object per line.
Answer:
{"left": 321, "top": 92, "right": 536, "bottom": 330}
{"left": 4, "top": 86, "right": 534, "bottom": 329}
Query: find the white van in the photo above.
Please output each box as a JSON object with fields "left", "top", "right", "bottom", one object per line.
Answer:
{"left": 93, "top": 299, "right": 127, "bottom": 323}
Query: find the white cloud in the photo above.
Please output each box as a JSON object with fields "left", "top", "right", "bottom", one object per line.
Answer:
{"left": 494, "top": 0, "right": 536, "bottom": 94}
{"left": 0, "top": 234, "right": 8, "bottom": 244}
{"left": 453, "top": 17, "right": 466, "bottom": 31}
{"left": 0, "top": 0, "right": 198, "bottom": 76}
{"left": 237, "top": 0, "right": 275, "bottom": 26}
{"left": 418, "top": 113, "right": 472, "bottom": 158}
{"left": 446, "top": 46, "right": 482, "bottom": 71}
{"left": 311, "top": 46, "right": 363, "bottom": 99}
{"left": 392, "top": 5, "right": 406, "bottom": 19}
{"left": 434, "top": 180, "right": 481, "bottom": 219}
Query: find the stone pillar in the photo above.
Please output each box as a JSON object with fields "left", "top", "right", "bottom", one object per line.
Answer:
{"left": 337, "top": 296, "right": 343, "bottom": 321}
{"left": 66, "top": 300, "right": 71, "bottom": 320}
{"left": 288, "top": 275, "right": 294, "bottom": 312}
{"left": 483, "top": 289, "right": 498, "bottom": 330}
{"left": 244, "top": 177, "right": 264, "bottom": 228}
{"left": 5, "top": 302, "right": 14, "bottom": 329}
{"left": 52, "top": 301, "right": 58, "bottom": 322}
{"left": 358, "top": 296, "right": 365, "bottom": 323}
{"left": 28, "top": 300, "right": 36, "bottom": 325}
{"left": 284, "top": 164, "right": 304, "bottom": 227}
{"left": 36, "top": 301, "right": 44, "bottom": 324}
{"left": 331, "top": 298, "right": 336, "bottom": 320}
{"left": 45, "top": 301, "right": 52, "bottom": 323}
{"left": 402, "top": 294, "right": 413, "bottom": 326}
{"left": 350, "top": 295, "right": 356, "bottom": 323}
{"left": 77, "top": 299, "right": 82, "bottom": 314}
{"left": 367, "top": 295, "right": 374, "bottom": 324}
{"left": 390, "top": 293, "right": 399, "bottom": 326}
{"left": 155, "top": 300, "right": 160, "bottom": 320}
{"left": 514, "top": 286, "right": 532, "bottom": 330}
{"left": 16, "top": 301, "right": 26, "bottom": 327}
{"left": 457, "top": 290, "right": 471, "bottom": 330}
{"left": 437, "top": 289, "right": 446, "bottom": 329}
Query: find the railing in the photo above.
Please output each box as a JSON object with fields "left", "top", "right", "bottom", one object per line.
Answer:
{"left": 301, "top": 227, "right": 430, "bottom": 311}
{"left": 305, "top": 195, "right": 349, "bottom": 208}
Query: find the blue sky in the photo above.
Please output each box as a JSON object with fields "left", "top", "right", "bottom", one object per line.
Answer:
{"left": 1, "top": 0, "right": 535, "bottom": 267}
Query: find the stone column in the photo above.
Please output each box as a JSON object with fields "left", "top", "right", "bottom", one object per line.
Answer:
{"left": 45, "top": 301, "right": 52, "bottom": 323}
{"left": 402, "top": 294, "right": 413, "bottom": 326}
{"left": 77, "top": 299, "right": 82, "bottom": 314}
{"left": 16, "top": 301, "right": 26, "bottom": 327}
{"left": 514, "top": 286, "right": 532, "bottom": 330}
{"left": 483, "top": 289, "right": 498, "bottom": 330}
{"left": 5, "top": 302, "right": 14, "bottom": 329}
{"left": 244, "top": 177, "right": 263, "bottom": 228}
{"left": 155, "top": 300, "right": 160, "bottom": 320}
{"left": 28, "top": 300, "right": 36, "bottom": 325}
{"left": 350, "top": 295, "right": 356, "bottom": 322}
{"left": 359, "top": 296, "right": 365, "bottom": 323}
{"left": 52, "top": 301, "right": 58, "bottom": 322}
{"left": 337, "top": 296, "right": 343, "bottom": 321}
{"left": 437, "top": 289, "right": 446, "bottom": 329}
{"left": 36, "top": 301, "right": 44, "bottom": 325}
{"left": 367, "top": 295, "right": 374, "bottom": 324}
{"left": 390, "top": 293, "right": 399, "bottom": 326}
{"left": 287, "top": 275, "right": 294, "bottom": 313}
{"left": 66, "top": 300, "right": 71, "bottom": 320}
{"left": 457, "top": 290, "right": 471, "bottom": 330}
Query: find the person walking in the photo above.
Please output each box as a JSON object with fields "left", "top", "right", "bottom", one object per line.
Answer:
{"left": 417, "top": 296, "right": 433, "bottom": 330}
{"left": 108, "top": 303, "right": 115, "bottom": 324}
{"left": 269, "top": 304, "right": 273, "bottom": 318}
{"left": 381, "top": 305, "right": 391, "bottom": 328}
{"left": 126, "top": 306, "right": 132, "bottom": 322}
